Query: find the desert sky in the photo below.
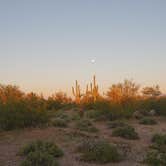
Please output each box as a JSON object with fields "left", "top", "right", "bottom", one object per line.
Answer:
{"left": 0, "top": 0, "right": 166, "bottom": 96}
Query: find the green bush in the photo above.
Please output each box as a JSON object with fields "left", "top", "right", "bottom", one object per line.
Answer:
{"left": 145, "top": 134, "right": 166, "bottom": 166}
{"left": 71, "top": 112, "right": 81, "bottom": 121}
{"left": 19, "top": 140, "right": 63, "bottom": 157}
{"left": 139, "top": 117, "right": 157, "bottom": 125}
{"left": 137, "top": 97, "right": 166, "bottom": 116}
{"left": 152, "top": 134, "right": 166, "bottom": 149}
{"left": 145, "top": 149, "right": 166, "bottom": 166}
{"left": 112, "top": 126, "right": 139, "bottom": 140}
{"left": 52, "top": 118, "right": 68, "bottom": 128}
{"left": 21, "top": 151, "right": 59, "bottom": 166}
{"left": 75, "top": 119, "right": 98, "bottom": 133}
{"left": 108, "top": 120, "right": 129, "bottom": 129}
{"left": 83, "top": 99, "right": 138, "bottom": 121}
{"left": 77, "top": 139, "right": 121, "bottom": 163}
{"left": 54, "top": 111, "right": 70, "bottom": 122}
{"left": 19, "top": 140, "right": 63, "bottom": 166}
{"left": 0, "top": 102, "right": 49, "bottom": 131}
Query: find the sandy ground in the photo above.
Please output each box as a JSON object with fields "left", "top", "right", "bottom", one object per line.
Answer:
{"left": 0, "top": 116, "right": 166, "bottom": 166}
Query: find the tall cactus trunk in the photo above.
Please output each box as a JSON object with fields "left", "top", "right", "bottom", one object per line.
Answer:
{"left": 92, "top": 75, "right": 99, "bottom": 102}
{"left": 72, "top": 80, "right": 81, "bottom": 104}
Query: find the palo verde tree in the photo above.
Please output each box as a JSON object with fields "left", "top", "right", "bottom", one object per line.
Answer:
{"left": 142, "top": 85, "right": 161, "bottom": 97}
{"left": 107, "top": 79, "right": 140, "bottom": 104}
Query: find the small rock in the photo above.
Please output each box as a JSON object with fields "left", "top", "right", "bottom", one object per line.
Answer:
{"left": 133, "top": 111, "right": 143, "bottom": 119}
{"left": 148, "top": 109, "right": 156, "bottom": 116}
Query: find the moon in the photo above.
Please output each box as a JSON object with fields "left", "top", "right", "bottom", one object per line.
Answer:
{"left": 91, "top": 59, "right": 95, "bottom": 64}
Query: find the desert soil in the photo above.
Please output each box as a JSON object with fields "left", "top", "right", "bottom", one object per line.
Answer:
{"left": 0, "top": 116, "right": 166, "bottom": 166}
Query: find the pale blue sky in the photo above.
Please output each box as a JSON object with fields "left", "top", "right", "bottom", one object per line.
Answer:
{"left": 0, "top": 0, "right": 166, "bottom": 96}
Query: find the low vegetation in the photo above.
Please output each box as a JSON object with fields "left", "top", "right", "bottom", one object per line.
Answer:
{"left": 75, "top": 119, "right": 98, "bottom": 133}
{"left": 139, "top": 117, "right": 157, "bottom": 125}
{"left": 0, "top": 79, "right": 166, "bottom": 165}
{"left": 19, "top": 140, "right": 63, "bottom": 166}
{"left": 108, "top": 120, "right": 128, "bottom": 129}
{"left": 77, "top": 139, "right": 121, "bottom": 163}
{"left": 144, "top": 134, "right": 166, "bottom": 166}
{"left": 52, "top": 118, "right": 68, "bottom": 128}
{"left": 0, "top": 103, "right": 49, "bottom": 131}
{"left": 112, "top": 125, "right": 139, "bottom": 140}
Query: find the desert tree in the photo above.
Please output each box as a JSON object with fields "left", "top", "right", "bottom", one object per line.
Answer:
{"left": 107, "top": 79, "right": 140, "bottom": 104}
{"left": 142, "top": 85, "right": 161, "bottom": 97}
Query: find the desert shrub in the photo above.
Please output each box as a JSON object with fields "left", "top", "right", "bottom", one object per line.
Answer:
{"left": 52, "top": 118, "right": 68, "bottom": 128}
{"left": 144, "top": 133, "right": 166, "bottom": 166}
{"left": 137, "top": 97, "right": 166, "bottom": 116}
{"left": 139, "top": 117, "right": 157, "bottom": 125}
{"left": 19, "top": 140, "right": 63, "bottom": 166}
{"left": 19, "top": 140, "right": 63, "bottom": 157}
{"left": 71, "top": 112, "right": 81, "bottom": 121}
{"left": 153, "top": 97, "right": 166, "bottom": 116}
{"left": 110, "top": 104, "right": 135, "bottom": 119}
{"left": 85, "top": 109, "right": 112, "bottom": 121}
{"left": 20, "top": 151, "right": 59, "bottom": 166}
{"left": 151, "top": 134, "right": 166, "bottom": 149}
{"left": 0, "top": 102, "right": 49, "bottom": 130}
{"left": 77, "top": 139, "right": 121, "bottom": 163}
{"left": 75, "top": 119, "right": 98, "bottom": 133}
{"left": 145, "top": 149, "right": 166, "bottom": 166}
{"left": 108, "top": 120, "right": 128, "bottom": 129}
{"left": 112, "top": 126, "right": 139, "bottom": 140}
{"left": 46, "top": 92, "right": 72, "bottom": 110}
{"left": 53, "top": 110, "right": 70, "bottom": 122}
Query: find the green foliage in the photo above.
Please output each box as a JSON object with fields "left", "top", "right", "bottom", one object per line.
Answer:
{"left": 19, "top": 140, "right": 63, "bottom": 166}
{"left": 71, "top": 112, "right": 81, "bottom": 121}
{"left": 112, "top": 126, "right": 139, "bottom": 140}
{"left": 0, "top": 102, "right": 49, "bottom": 130}
{"left": 142, "top": 85, "right": 161, "bottom": 97}
{"left": 77, "top": 139, "right": 121, "bottom": 163}
{"left": 20, "top": 151, "right": 59, "bottom": 166}
{"left": 108, "top": 120, "right": 128, "bottom": 129}
{"left": 52, "top": 118, "right": 68, "bottom": 128}
{"left": 84, "top": 100, "right": 136, "bottom": 121}
{"left": 54, "top": 110, "right": 70, "bottom": 122}
{"left": 145, "top": 134, "right": 166, "bottom": 166}
{"left": 75, "top": 119, "right": 98, "bottom": 133}
{"left": 85, "top": 109, "right": 112, "bottom": 121}
{"left": 152, "top": 134, "right": 166, "bottom": 148}
{"left": 47, "top": 92, "right": 72, "bottom": 110}
{"left": 145, "top": 149, "right": 166, "bottom": 166}
{"left": 139, "top": 117, "right": 157, "bottom": 125}
{"left": 138, "top": 97, "right": 166, "bottom": 116}
{"left": 19, "top": 140, "right": 63, "bottom": 157}
{"left": 107, "top": 79, "right": 140, "bottom": 104}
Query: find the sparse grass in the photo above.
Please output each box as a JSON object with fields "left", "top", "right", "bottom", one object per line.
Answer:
{"left": 52, "top": 118, "right": 68, "bottom": 128}
{"left": 71, "top": 112, "right": 81, "bottom": 121}
{"left": 85, "top": 109, "right": 112, "bottom": 121}
{"left": 19, "top": 140, "right": 63, "bottom": 166}
{"left": 112, "top": 125, "right": 139, "bottom": 140}
{"left": 0, "top": 103, "right": 49, "bottom": 131}
{"left": 75, "top": 119, "right": 99, "bottom": 133}
{"left": 107, "top": 120, "right": 128, "bottom": 129}
{"left": 20, "top": 151, "right": 59, "bottom": 166}
{"left": 139, "top": 117, "right": 157, "bottom": 125}
{"left": 54, "top": 110, "right": 70, "bottom": 122}
{"left": 144, "top": 133, "right": 166, "bottom": 166}
{"left": 77, "top": 139, "right": 121, "bottom": 163}
{"left": 145, "top": 149, "right": 166, "bottom": 166}
{"left": 152, "top": 133, "right": 166, "bottom": 147}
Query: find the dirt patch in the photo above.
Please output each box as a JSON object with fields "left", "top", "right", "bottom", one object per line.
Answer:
{"left": 0, "top": 116, "right": 166, "bottom": 166}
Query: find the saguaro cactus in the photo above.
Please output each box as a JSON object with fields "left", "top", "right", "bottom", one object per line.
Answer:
{"left": 85, "top": 75, "right": 99, "bottom": 102}
{"left": 72, "top": 80, "right": 81, "bottom": 104}
{"left": 91, "top": 75, "right": 99, "bottom": 101}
